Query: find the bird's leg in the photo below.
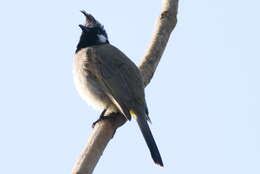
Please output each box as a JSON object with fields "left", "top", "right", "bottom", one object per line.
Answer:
{"left": 92, "top": 109, "right": 107, "bottom": 128}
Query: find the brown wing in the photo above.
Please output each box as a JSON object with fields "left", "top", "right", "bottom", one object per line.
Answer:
{"left": 89, "top": 44, "right": 146, "bottom": 120}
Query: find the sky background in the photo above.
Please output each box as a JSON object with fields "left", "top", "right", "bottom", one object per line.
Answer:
{"left": 0, "top": 0, "right": 259, "bottom": 174}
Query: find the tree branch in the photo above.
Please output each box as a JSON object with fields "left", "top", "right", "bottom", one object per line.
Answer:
{"left": 71, "top": 0, "right": 179, "bottom": 173}
{"left": 139, "top": 0, "right": 178, "bottom": 86}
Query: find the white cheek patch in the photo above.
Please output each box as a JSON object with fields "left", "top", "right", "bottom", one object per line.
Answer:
{"left": 97, "top": 34, "right": 107, "bottom": 43}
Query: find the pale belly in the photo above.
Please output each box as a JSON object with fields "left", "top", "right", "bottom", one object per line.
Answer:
{"left": 74, "top": 71, "right": 105, "bottom": 111}
{"left": 73, "top": 68, "right": 118, "bottom": 114}
{"left": 73, "top": 49, "right": 118, "bottom": 114}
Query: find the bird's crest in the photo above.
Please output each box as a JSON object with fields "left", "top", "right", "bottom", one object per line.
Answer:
{"left": 80, "top": 10, "right": 104, "bottom": 29}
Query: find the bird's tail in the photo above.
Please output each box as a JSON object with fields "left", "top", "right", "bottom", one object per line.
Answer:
{"left": 136, "top": 114, "right": 164, "bottom": 167}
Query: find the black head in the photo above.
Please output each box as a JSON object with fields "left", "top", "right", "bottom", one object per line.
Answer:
{"left": 76, "top": 11, "right": 109, "bottom": 53}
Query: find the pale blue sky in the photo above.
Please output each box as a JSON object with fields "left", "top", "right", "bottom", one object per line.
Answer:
{"left": 0, "top": 0, "right": 259, "bottom": 174}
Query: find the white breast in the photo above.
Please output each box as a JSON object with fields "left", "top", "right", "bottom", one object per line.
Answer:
{"left": 73, "top": 49, "right": 112, "bottom": 111}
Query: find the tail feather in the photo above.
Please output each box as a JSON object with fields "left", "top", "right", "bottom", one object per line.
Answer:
{"left": 136, "top": 117, "right": 164, "bottom": 167}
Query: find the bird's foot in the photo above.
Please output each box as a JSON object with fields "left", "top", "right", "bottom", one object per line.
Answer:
{"left": 92, "top": 115, "right": 111, "bottom": 128}
{"left": 92, "top": 109, "right": 107, "bottom": 128}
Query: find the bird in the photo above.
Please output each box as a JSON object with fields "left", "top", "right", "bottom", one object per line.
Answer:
{"left": 73, "top": 10, "right": 163, "bottom": 167}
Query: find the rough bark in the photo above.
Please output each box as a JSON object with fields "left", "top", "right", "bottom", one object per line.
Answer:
{"left": 139, "top": 0, "right": 178, "bottom": 86}
{"left": 71, "top": 0, "right": 179, "bottom": 173}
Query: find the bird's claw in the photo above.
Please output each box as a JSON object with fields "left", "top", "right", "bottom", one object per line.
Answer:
{"left": 92, "top": 109, "right": 107, "bottom": 128}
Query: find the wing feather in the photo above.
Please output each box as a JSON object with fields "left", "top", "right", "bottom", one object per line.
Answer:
{"left": 90, "top": 44, "right": 146, "bottom": 120}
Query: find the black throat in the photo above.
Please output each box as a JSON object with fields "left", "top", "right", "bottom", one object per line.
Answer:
{"left": 75, "top": 33, "right": 109, "bottom": 53}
